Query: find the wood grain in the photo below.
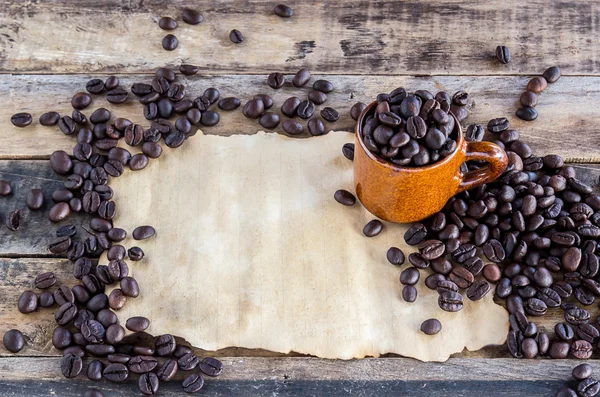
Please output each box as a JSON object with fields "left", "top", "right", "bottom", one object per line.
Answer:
{"left": 0, "top": 356, "right": 592, "bottom": 396}
{"left": 0, "top": 161, "right": 93, "bottom": 256}
{"left": 2, "top": 74, "right": 600, "bottom": 161}
{"left": 0, "top": 1, "right": 599, "bottom": 75}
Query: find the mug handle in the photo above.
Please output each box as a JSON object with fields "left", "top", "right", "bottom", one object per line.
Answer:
{"left": 457, "top": 141, "right": 508, "bottom": 193}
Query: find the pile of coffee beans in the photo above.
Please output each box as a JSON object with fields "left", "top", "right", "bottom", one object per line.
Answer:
{"left": 516, "top": 66, "right": 561, "bottom": 121}
{"left": 555, "top": 363, "right": 598, "bottom": 396}
{"left": 5, "top": 68, "right": 227, "bottom": 395}
{"left": 357, "top": 88, "right": 471, "bottom": 167}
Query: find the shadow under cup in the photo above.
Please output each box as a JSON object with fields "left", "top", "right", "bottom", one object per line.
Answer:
{"left": 353, "top": 101, "right": 508, "bottom": 224}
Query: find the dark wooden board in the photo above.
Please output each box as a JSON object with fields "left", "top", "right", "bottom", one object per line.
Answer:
{"left": 1, "top": 1, "right": 599, "bottom": 75}
{"left": 0, "top": 357, "right": 591, "bottom": 396}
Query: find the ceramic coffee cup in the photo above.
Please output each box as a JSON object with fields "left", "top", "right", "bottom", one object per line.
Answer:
{"left": 354, "top": 101, "right": 508, "bottom": 223}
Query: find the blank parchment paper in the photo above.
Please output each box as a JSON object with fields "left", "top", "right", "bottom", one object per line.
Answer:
{"left": 103, "top": 131, "right": 508, "bottom": 361}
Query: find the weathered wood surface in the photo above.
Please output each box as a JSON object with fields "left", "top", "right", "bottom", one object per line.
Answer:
{"left": 0, "top": 161, "right": 93, "bottom": 256}
{"left": 0, "top": 356, "right": 591, "bottom": 396}
{"left": 2, "top": 74, "right": 600, "bottom": 161}
{"left": 0, "top": 1, "right": 599, "bottom": 75}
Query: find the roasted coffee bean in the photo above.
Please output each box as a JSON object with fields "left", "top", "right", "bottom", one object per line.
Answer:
{"left": 308, "top": 90, "right": 327, "bottom": 105}
{"left": 183, "top": 373, "right": 205, "bottom": 392}
{"left": 158, "top": 16, "right": 178, "bottom": 30}
{"left": 467, "top": 279, "right": 490, "bottom": 301}
{"left": 242, "top": 99, "right": 265, "bottom": 119}
{"left": 256, "top": 112, "right": 279, "bottom": 129}
{"left": 402, "top": 285, "right": 417, "bottom": 302}
{"left": 105, "top": 76, "right": 119, "bottom": 90}
{"left": 495, "top": 45, "right": 510, "bottom": 63}
{"left": 54, "top": 285, "right": 75, "bottom": 306}
{"left": 573, "top": 363, "right": 593, "bottom": 381}
{"left": 419, "top": 318, "right": 441, "bottom": 335}
{"left": 87, "top": 292, "right": 109, "bottom": 312}
{"left": 400, "top": 267, "right": 420, "bottom": 285}
{"left": 438, "top": 290, "right": 463, "bottom": 312}
{"left": 527, "top": 76, "right": 548, "bottom": 93}
{"left": 49, "top": 236, "right": 71, "bottom": 255}
{"left": 103, "top": 363, "right": 128, "bottom": 382}
{"left": 571, "top": 339, "right": 593, "bottom": 359}
{"left": 50, "top": 150, "right": 73, "bottom": 175}
{"left": 350, "top": 102, "right": 367, "bottom": 120}
{"left": 162, "top": 34, "right": 178, "bottom": 50}
{"left": 487, "top": 117, "right": 509, "bottom": 133}
{"left": 565, "top": 307, "right": 591, "bottom": 325}
{"left": 577, "top": 378, "right": 600, "bottom": 397}
{"left": 0, "top": 180, "right": 11, "bottom": 197}
{"left": 55, "top": 302, "right": 77, "bottom": 325}
{"left": 483, "top": 264, "right": 501, "bottom": 283}
{"left": 138, "top": 372, "right": 159, "bottom": 396}
{"left": 319, "top": 107, "right": 340, "bottom": 122}
{"left": 507, "top": 330, "right": 523, "bottom": 358}
{"left": 363, "top": 219, "right": 383, "bottom": 237}
{"left": 129, "top": 355, "right": 158, "bottom": 374}
{"left": 106, "top": 88, "right": 128, "bottom": 104}
{"left": 274, "top": 4, "right": 294, "bottom": 17}
{"left": 155, "top": 359, "right": 178, "bottom": 382}
{"left": 292, "top": 67, "right": 311, "bottom": 87}
{"left": 61, "top": 354, "right": 83, "bottom": 378}
{"left": 386, "top": 247, "right": 405, "bottom": 266}
{"left": 3, "top": 329, "right": 25, "bottom": 353}
{"left": 129, "top": 154, "right": 149, "bottom": 171}
{"left": 297, "top": 100, "right": 315, "bottom": 119}
{"left": 451, "top": 244, "right": 477, "bottom": 263}
{"left": 125, "top": 316, "right": 149, "bottom": 332}
{"left": 48, "top": 202, "right": 71, "bottom": 223}
{"left": 307, "top": 117, "right": 326, "bottom": 136}
{"left": 39, "top": 111, "right": 61, "bottom": 126}
{"left": 200, "top": 110, "right": 220, "bottom": 126}
{"left": 407, "top": 253, "right": 429, "bottom": 269}
{"left": 334, "top": 189, "right": 356, "bottom": 206}
{"left": 543, "top": 66, "right": 561, "bottom": 83}
{"left": 449, "top": 267, "right": 474, "bottom": 289}
{"left": 516, "top": 107, "right": 538, "bottom": 121}
{"left": 155, "top": 334, "right": 176, "bottom": 356}
{"left": 5, "top": 209, "right": 22, "bottom": 231}
{"left": 404, "top": 223, "right": 427, "bottom": 245}
{"left": 341, "top": 143, "right": 354, "bottom": 161}
{"left": 165, "top": 131, "right": 185, "bottom": 148}
{"left": 178, "top": 352, "right": 199, "bottom": 371}
{"left": 108, "top": 260, "right": 129, "bottom": 281}
{"left": 548, "top": 340, "right": 570, "bottom": 359}
{"left": 281, "top": 119, "right": 303, "bottom": 135}
{"left": 104, "top": 324, "right": 124, "bottom": 345}
{"left": 132, "top": 225, "right": 155, "bottom": 240}
{"left": 419, "top": 240, "right": 445, "bottom": 260}
{"left": 228, "top": 29, "right": 244, "bottom": 43}
{"left": 11, "top": 112, "right": 33, "bottom": 127}
{"left": 182, "top": 7, "right": 203, "bottom": 24}
{"left": 520, "top": 91, "right": 538, "bottom": 108}
{"left": 197, "top": 357, "right": 222, "bottom": 377}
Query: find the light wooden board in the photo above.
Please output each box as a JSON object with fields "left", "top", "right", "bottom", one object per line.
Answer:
{"left": 0, "top": 1, "right": 599, "bottom": 75}
{"left": 2, "top": 75, "right": 600, "bottom": 161}
{"left": 0, "top": 356, "right": 592, "bottom": 396}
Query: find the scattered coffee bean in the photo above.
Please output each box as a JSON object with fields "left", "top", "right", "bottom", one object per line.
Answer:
{"left": 274, "top": 4, "right": 294, "bottom": 17}
{"left": 292, "top": 68, "right": 311, "bottom": 87}
{"left": 182, "top": 8, "right": 203, "bottom": 25}
{"left": 158, "top": 16, "right": 178, "bottom": 30}
{"left": 420, "top": 318, "right": 441, "bottom": 335}
{"left": 334, "top": 189, "right": 356, "bottom": 206}
{"left": 162, "top": 34, "right": 178, "bottom": 51}
{"left": 495, "top": 45, "right": 510, "bottom": 64}
{"left": 229, "top": 29, "right": 244, "bottom": 43}
{"left": 39, "top": 111, "right": 60, "bottom": 126}
{"left": 543, "top": 66, "right": 561, "bottom": 83}
{"left": 11, "top": 113, "right": 32, "bottom": 127}
{"left": 363, "top": 219, "right": 383, "bottom": 237}
{"left": 3, "top": 329, "right": 25, "bottom": 353}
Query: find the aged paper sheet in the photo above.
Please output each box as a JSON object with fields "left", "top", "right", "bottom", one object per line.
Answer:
{"left": 103, "top": 131, "right": 508, "bottom": 361}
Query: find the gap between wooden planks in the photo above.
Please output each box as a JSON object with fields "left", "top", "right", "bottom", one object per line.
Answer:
{"left": 1, "top": 74, "right": 600, "bottom": 161}
{"left": 1, "top": 0, "right": 599, "bottom": 75}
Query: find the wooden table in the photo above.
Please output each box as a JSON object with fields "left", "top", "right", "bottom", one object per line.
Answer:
{"left": 1, "top": 1, "right": 600, "bottom": 395}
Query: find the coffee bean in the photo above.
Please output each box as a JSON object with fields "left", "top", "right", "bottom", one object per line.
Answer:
{"left": 87, "top": 79, "right": 105, "bottom": 94}
{"left": 39, "top": 111, "right": 60, "bottom": 126}
{"left": 449, "top": 267, "right": 474, "bottom": 289}
{"left": 197, "top": 357, "right": 222, "bottom": 377}
{"left": 577, "top": 378, "right": 600, "bottom": 397}
{"left": 129, "top": 355, "right": 158, "bottom": 374}
{"left": 11, "top": 112, "right": 32, "bottom": 127}
{"left": 519, "top": 91, "right": 538, "bottom": 108}
{"left": 565, "top": 307, "right": 591, "bottom": 325}
{"left": 543, "top": 66, "right": 561, "bottom": 83}
{"left": 400, "top": 267, "right": 420, "bottom": 285}
{"left": 350, "top": 102, "right": 367, "bottom": 120}
{"left": 200, "top": 110, "right": 220, "bottom": 127}
{"left": 404, "top": 223, "right": 427, "bottom": 245}
{"left": 419, "top": 240, "right": 445, "bottom": 260}
{"left": 50, "top": 150, "right": 73, "bottom": 175}
{"left": 165, "top": 131, "right": 185, "bottom": 148}
{"left": 5, "top": 209, "right": 23, "bottom": 231}
{"left": 320, "top": 107, "right": 339, "bottom": 122}
{"left": 386, "top": 247, "right": 405, "bottom": 266}
{"left": 420, "top": 318, "right": 441, "bottom": 335}
{"left": 159, "top": 16, "right": 178, "bottom": 30}
{"left": 308, "top": 117, "right": 326, "bottom": 136}
{"left": 243, "top": 99, "right": 265, "bottom": 119}
{"left": 162, "top": 34, "right": 178, "bottom": 50}
{"left": 256, "top": 112, "right": 279, "bottom": 129}
{"left": 363, "top": 219, "right": 383, "bottom": 237}
{"left": 571, "top": 339, "right": 593, "bottom": 359}
{"left": 155, "top": 334, "right": 176, "bottom": 356}
{"left": 292, "top": 67, "right": 311, "bottom": 87}
{"left": 229, "top": 29, "right": 244, "bottom": 43}
{"left": 3, "top": 329, "right": 25, "bottom": 353}
{"left": 495, "top": 45, "right": 510, "bottom": 64}
{"left": 182, "top": 8, "right": 203, "bottom": 24}
{"left": 527, "top": 76, "right": 548, "bottom": 93}
{"left": 274, "top": 4, "right": 294, "bottom": 17}
{"left": 487, "top": 117, "right": 509, "bottom": 133}
{"left": 107, "top": 88, "right": 128, "bottom": 104}
{"left": 438, "top": 290, "right": 463, "bottom": 312}
{"left": 183, "top": 373, "right": 205, "bottom": 392}
{"left": 297, "top": 100, "right": 315, "bottom": 119}
{"left": 308, "top": 90, "right": 327, "bottom": 105}
{"left": 467, "top": 279, "right": 490, "bottom": 301}
{"left": 334, "top": 189, "right": 356, "bottom": 206}
{"left": 103, "top": 363, "right": 128, "bottom": 382}
{"left": 54, "top": 285, "right": 75, "bottom": 306}
{"left": 402, "top": 285, "right": 418, "bottom": 302}
{"left": 154, "top": 359, "right": 178, "bottom": 382}
{"left": 48, "top": 202, "right": 71, "bottom": 223}
{"left": 483, "top": 239, "right": 506, "bottom": 263}
{"left": 138, "top": 372, "right": 159, "bottom": 396}
{"left": 516, "top": 107, "right": 538, "bottom": 121}
{"left": 61, "top": 354, "right": 83, "bottom": 378}
{"left": 282, "top": 120, "right": 304, "bottom": 135}
{"left": 573, "top": 363, "right": 593, "bottom": 380}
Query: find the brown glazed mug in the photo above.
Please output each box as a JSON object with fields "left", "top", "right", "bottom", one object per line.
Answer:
{"left": 354, "top": 101, "right": 508, "bottom": 223}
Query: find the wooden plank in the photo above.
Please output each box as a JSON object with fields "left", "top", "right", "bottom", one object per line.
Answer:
{"left": 0, "top": 161, "right": 92, "bottom": 256}
{"left": 0, "top": 1, "right": 599, "bottom": 75}
{"left": 0, "top": 357, "right": 591, "bottom": 396}
{"left": 2, "top": 74, "right": 600, "bottom": 161}
{"left": 0, "top": 158, "right": 598, "bottom": 258}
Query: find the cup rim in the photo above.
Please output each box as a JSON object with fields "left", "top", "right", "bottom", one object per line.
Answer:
{"left": 355, "top": 101, "right": 464, "bottom": 172}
